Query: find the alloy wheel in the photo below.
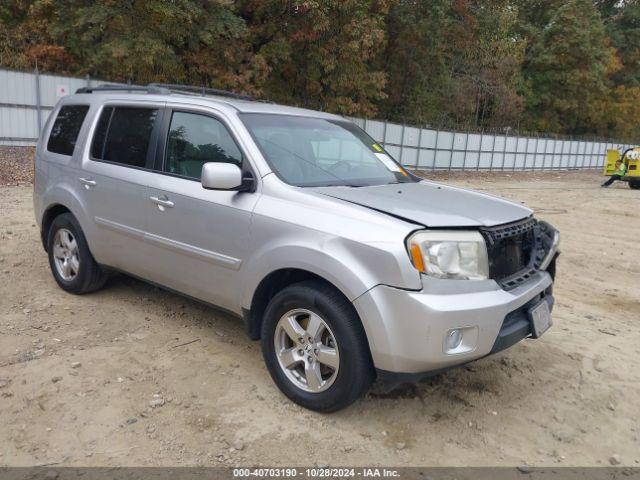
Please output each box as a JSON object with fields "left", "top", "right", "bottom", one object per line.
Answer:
{"left": 274, "top": 308, "right": 340, "bottom": 393}
{"left": 52, "top": 228, "right": 80, "bottom": 281}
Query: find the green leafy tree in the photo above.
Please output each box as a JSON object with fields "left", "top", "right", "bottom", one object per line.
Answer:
{"left": 241, "top": 0, "right": 392, "bottom": 116}
{"left": 594, "top": 0, "right": 640, "bottom": 139}
{"left": 3, "top": 0, "right": 640, "bottom": 140}
{"left": 381, "top": 0, "right": 524, "bottom": 128}
{"left": 0, "top": 1, "right": 76, "bottom": 72}
{"left": 379, "top": 0, "right": 451, "bottom": 125}
{"left": 601, "top": 0, "right": 640, "bottom": 86}
{"left": 450, "top": 0, "right": 525, "bottom": 128}
{"left": 518, "top": 0, "right": 615, "bottom": 133}
{"left": 2, "top": 0, "right": 267, "bottom": 94}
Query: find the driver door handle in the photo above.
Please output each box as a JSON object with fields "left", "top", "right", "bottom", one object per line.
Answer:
{"left": 79, "top": 177, "right": 97, "bottom": 187}
{"left": 150, "top": 195, "right": 175, "bottom": 208}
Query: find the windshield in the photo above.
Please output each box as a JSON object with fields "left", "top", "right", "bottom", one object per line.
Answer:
{"left": 240, "top": 113, "right": 416, "bottom": 187}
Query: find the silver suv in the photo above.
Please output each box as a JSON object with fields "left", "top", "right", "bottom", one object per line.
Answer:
{"left": 34, "top": 84, "right": 559, "bottom": 412}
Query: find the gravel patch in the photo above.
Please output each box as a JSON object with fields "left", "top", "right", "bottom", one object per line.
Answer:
{"left": 0, "top": 146, "right": 35, "bottom": 186}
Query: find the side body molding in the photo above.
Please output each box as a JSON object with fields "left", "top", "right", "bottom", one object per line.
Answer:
{"left": 94, "top": 216, "right": 242, "bottom": 270}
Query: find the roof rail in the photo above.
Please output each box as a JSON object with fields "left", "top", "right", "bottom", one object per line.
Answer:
{"left": 148, "top": 83, "right": 253, "bottom": 101}
{"left": 75, "top": 82, "right": 255, "bottom": 102}
{"left": 76, "top": 84, "right": 170, "bottom": 95}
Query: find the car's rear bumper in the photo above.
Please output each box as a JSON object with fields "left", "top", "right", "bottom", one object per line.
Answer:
{"left": 353, "top": 269, "right": 554, "bottom": 376}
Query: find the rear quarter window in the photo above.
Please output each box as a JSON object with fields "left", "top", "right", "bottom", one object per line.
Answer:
{"left": 47, "top": 105, "right": 90, "bottom": 156}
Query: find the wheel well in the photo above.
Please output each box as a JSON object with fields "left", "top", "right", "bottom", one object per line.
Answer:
{"left": 41, "top": 204, "right": 71, "bottom": 251}
{"left": 244, "top": 269, "right": 347, "bottom": 340}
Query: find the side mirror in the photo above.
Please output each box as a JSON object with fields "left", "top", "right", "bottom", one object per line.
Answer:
{"left": 201, "top": 162, "right": 243, "bottom": 190}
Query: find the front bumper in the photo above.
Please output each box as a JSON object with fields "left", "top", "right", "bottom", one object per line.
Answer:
{"left": 353, "top": 269, "right": 554, "bottom": 375}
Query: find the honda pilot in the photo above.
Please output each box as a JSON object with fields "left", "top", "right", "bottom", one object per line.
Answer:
{"left": 33, "top": 84, "right": 559, "bottom": 412}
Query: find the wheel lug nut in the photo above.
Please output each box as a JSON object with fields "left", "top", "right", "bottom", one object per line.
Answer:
{"left": 298, "top": 349, "right": 303, "bottom": 356}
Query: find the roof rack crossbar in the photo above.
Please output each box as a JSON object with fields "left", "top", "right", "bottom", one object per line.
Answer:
{"left": 76, "top": 84, "right": 169, "bottom": 95}
{"left": 148, "top": 83, "right": 252, "bottom": 101}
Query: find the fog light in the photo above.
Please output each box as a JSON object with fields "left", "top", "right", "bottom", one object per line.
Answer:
{"left": 446, "top": 329, "right": 463, "bottom": 350}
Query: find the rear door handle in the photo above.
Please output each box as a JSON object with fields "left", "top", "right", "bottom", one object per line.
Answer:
{"left": 150, "top": 196, "right": 175, "bottom": 209}
{"left": 79, "top": 177, "right": 97, "bottom": 188}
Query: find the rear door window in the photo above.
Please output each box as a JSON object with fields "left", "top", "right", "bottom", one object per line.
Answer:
{"left": 47, "top": 105, "right": 90, "bottom": 156}
{"left": 91, "top": 106, "right": 158, "bottom": 168}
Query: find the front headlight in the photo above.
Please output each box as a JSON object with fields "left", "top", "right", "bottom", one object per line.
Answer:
{"left": 407, "top": 230, "right": 489, "bottom": 280}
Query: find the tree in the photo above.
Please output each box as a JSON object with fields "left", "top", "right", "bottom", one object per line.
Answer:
{"left": 450, "top": 0, "right": 525, "bottom": 128}
{"left": 241, "top": 0, "right": 392, "bottom": 116}
{"left": 379, "top": 0, "right": 451, "bottom": 125}
{"left": 518, "top": 0, "right": 616, "bottom": 134}
{"left": 2, "top": 0, "right": 267, "bottom": 94}
{"left": 601, "top": 0, "right": 640, "bottom": 87}
{"left": 3, "top": 0, "right": 640, "bottom": 140}
{"left": 380, "top": 0, "right": 524, "bottom": 128}
{"left": 0, "top": 1, "right": 76, "bottom": 72}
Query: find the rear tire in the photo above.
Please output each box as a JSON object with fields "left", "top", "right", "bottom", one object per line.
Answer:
{"left": 629, "top": 180, "right": 640, "bottom": 189}
{"left": 47, "top": 213, "right": 107, "bottom": 294}
{"left": 261, "top": 280, "right": 374, "bottom": 412}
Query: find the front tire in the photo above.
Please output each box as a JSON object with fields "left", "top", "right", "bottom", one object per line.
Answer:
{"left": 261, "top": 280, "right": 374, "bottom": 412}
{"left": 629, "top": 180, "right": 640, "bottom": 189}
{"left": 47, "top": 213, "right": 107, "bottom": 294}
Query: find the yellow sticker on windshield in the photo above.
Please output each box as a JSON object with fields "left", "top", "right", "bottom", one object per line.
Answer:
{"left": 375, "top": 152, "right": 410, "bottom": 177}
{"left": 372, "top": 143, "right": 383, "bottom": 152}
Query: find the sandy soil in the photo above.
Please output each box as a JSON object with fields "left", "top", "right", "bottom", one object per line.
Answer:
{"left": 0, "top": 165, "right": 639, "bottom": 467}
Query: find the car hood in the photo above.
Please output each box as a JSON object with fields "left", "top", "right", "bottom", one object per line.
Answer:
{"left": 312, "top": 181, "right": 532, "bottom": 228}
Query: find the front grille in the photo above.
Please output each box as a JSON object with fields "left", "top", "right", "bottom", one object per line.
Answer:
{"left": 480, "top": 217, "right": 547, "bottom": 290}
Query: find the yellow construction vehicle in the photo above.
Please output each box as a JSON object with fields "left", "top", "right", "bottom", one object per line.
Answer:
{"left": 604, "top": 148, "right": 640, "bottom": 189}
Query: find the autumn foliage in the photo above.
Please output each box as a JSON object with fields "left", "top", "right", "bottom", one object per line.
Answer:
{"left": 1, "top": 0, "right": 639, "bottom": 140}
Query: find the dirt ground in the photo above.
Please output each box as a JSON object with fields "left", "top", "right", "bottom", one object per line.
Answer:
{"left": 1, "top": 148, "right": 639, "bottom": 467}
